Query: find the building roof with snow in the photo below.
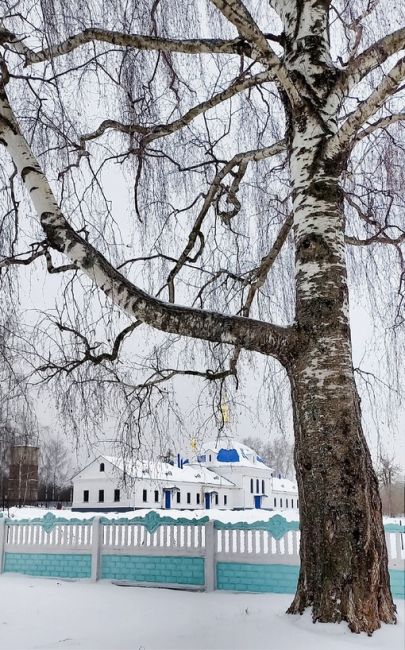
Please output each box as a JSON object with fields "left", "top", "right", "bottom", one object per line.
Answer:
{"left": 272, "top": 477, "right": 298, "bottom": 493}
{"left": 100, "top": 455, "right": 235, "bottom": 488}
{"left": 193, "top": 438, "right": 273, "bottom": 471}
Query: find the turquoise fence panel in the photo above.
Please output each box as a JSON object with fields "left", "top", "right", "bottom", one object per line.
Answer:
{"left": 100, "top": 511, "right": 209, "bottom": 533}
{"left": 3, "top": 553, "right": 91, "bottom": 579}
{"left": 214, "top": 515, "right": 299, "bottom": 540}
{"left": 101, "top": 554, "right": 205, "bottom": 586}
{"left": 384, "top": 523, "right": 405, "bottom": 533}
{"left": 217, "top": 562, "right": 299, "bottom": 593}
{"left": 389, "top": 570, "right": 405, "bottom": 599}
{"left": 0, "top": 513, "right": 403, "bottom": 598}
{"left": 1, "top": 512, "right": 94, "bottom": 531}
{"left": 217, "top": 563, "right": 405, "bottom": 599}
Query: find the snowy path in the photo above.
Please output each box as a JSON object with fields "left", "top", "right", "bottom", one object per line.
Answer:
{"left": 0, "top": 575, "right": 403, "bottom": 650}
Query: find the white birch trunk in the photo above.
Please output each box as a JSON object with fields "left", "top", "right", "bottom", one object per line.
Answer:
{"left": 278, "top": 2, "right": 396, "bottom": 632}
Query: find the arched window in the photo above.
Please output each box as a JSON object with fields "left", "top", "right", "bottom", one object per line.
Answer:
{"left": 99, "top": 462, "right": 105, "bottom": 472}
{"left": 280, "top": 498, "right": 283, "bottom": 507}
{"left": 261, "top": 479, "right": 265, "bottom": 494}
{"left": 250, "top": 478, "right": 254, "bottom": 493}
{"left": 256, "top": 479, "right": 259, "bottom": 493}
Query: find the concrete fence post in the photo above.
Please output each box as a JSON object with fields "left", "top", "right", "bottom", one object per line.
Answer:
{"left": 91, "top": 517, "right": 102, "bottom": 581}
{"left": 0, "top": 518, "right": 5, "bottom": 573}
{"left": 204, "top": 520, "right": 216, "bottom": 591}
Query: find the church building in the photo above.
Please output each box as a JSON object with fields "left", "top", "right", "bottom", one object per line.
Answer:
{"left": 71, "top": 438, "right": 298, "bottom": 512}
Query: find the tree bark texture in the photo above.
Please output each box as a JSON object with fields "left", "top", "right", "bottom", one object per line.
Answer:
{"left": 285, "top": 66, "right": 396, "bottom": 640}
{"left": 270, "top": 2, "right": 398, "bottom": 633}
{"left": 288, "top": 337, "right": 396, "bottom": 633}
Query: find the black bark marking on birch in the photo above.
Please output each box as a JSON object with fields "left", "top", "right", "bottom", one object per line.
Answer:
{"left": 0, "top": 114, "right": 18, "bottom": 135}
{"left": 21, "top": 166, "right": 40, "bottom": 180}
{"left": 40, "top": 213, "right": 65, "bottom": 252}
{"left": 296, "top": 234, "right": 331, "bottom": 260}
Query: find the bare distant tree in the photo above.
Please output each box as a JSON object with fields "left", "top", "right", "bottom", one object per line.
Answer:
{"left": 39, "top": 434, "right": 72, "bottom": 502}
{"left": 0, "top": 329, "right": 38, "bottom": 507}
{"left": 0, "top": 0, "right": 404, "bottom": 633}
{"left": 377, "top": 451, "right": 402, "bottom": 516}
{"left": 243, "top": 436, "right": 294, "bottom": 478}
{"left": 377, "top": 452, "right": 401, "bottom": 488}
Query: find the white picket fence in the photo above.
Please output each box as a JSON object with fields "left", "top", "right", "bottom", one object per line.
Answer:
{"left": 0, "top": 513, "right": 403, "bottom": 591}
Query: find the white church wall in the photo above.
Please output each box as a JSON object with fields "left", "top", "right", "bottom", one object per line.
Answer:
{"left": 72, "top": 457, "right": 236, "bottom": 512}
{"left": 71, "top": 442, "right": 298, "bottom": 513}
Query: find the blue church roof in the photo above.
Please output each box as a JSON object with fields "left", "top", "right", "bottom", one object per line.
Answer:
{"left": 217, "top": 448, "right": 240, "bottom": 462}
{"left": 194, "top": 438, "right": 274, "bottom": 471}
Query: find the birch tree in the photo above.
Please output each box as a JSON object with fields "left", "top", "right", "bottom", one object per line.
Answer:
{"left": 0, "top": 0, "right": 404, "bottom": 634}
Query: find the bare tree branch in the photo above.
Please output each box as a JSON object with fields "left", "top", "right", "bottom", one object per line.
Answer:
{"left": 209, "top": 0, "right": 271, "bottom": 56}
{"left": 0, "top": 247, "right": 44, "bottom": 268}
{"left": 355, "top": 113, "right": 405, "bottom": 141}
{"left": 80, "top": 71, "right": 274, "bottom": 147}
{"left": 327, "top": 56, "right": 405, "bottom": 155}
{"left": 241, "top": 212, "right": 294, "bottom": 317}
{"left": 164, "top": 139, "right": 286, "bottom": 302}
{"left": 209, "top": 0, "right": 301, "bottom": 104}
{"left": 345, "top": 233, "right": 405, "bottom": 246}
{"left": 0, "top": 88, "right": 292, "bottom": 362}
{"left": 1, "top": 27, "right": 252, "bottom": 63}
{"left": 342, "top": 27, "right": 405, "bottom": 94}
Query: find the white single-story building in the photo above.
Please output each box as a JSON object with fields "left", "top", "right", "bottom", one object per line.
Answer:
{"left": 271, "top": 477, "right": 299, "bottom": 510}
{"left": 71, "top": 438, "right": 298, "bottom": 512}
{"left": 189, "top": 439, "right": 274, "bottom": 510}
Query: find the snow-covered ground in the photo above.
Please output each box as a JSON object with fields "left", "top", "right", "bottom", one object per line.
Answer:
{"left": 2, "top": 505, "right": 403, "bottom": 525}
{"left": 0, "top": 574, "right": 403, "bottom": 650}
{"left": 0, "top": 508, "right": 403, "bottom": 648}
